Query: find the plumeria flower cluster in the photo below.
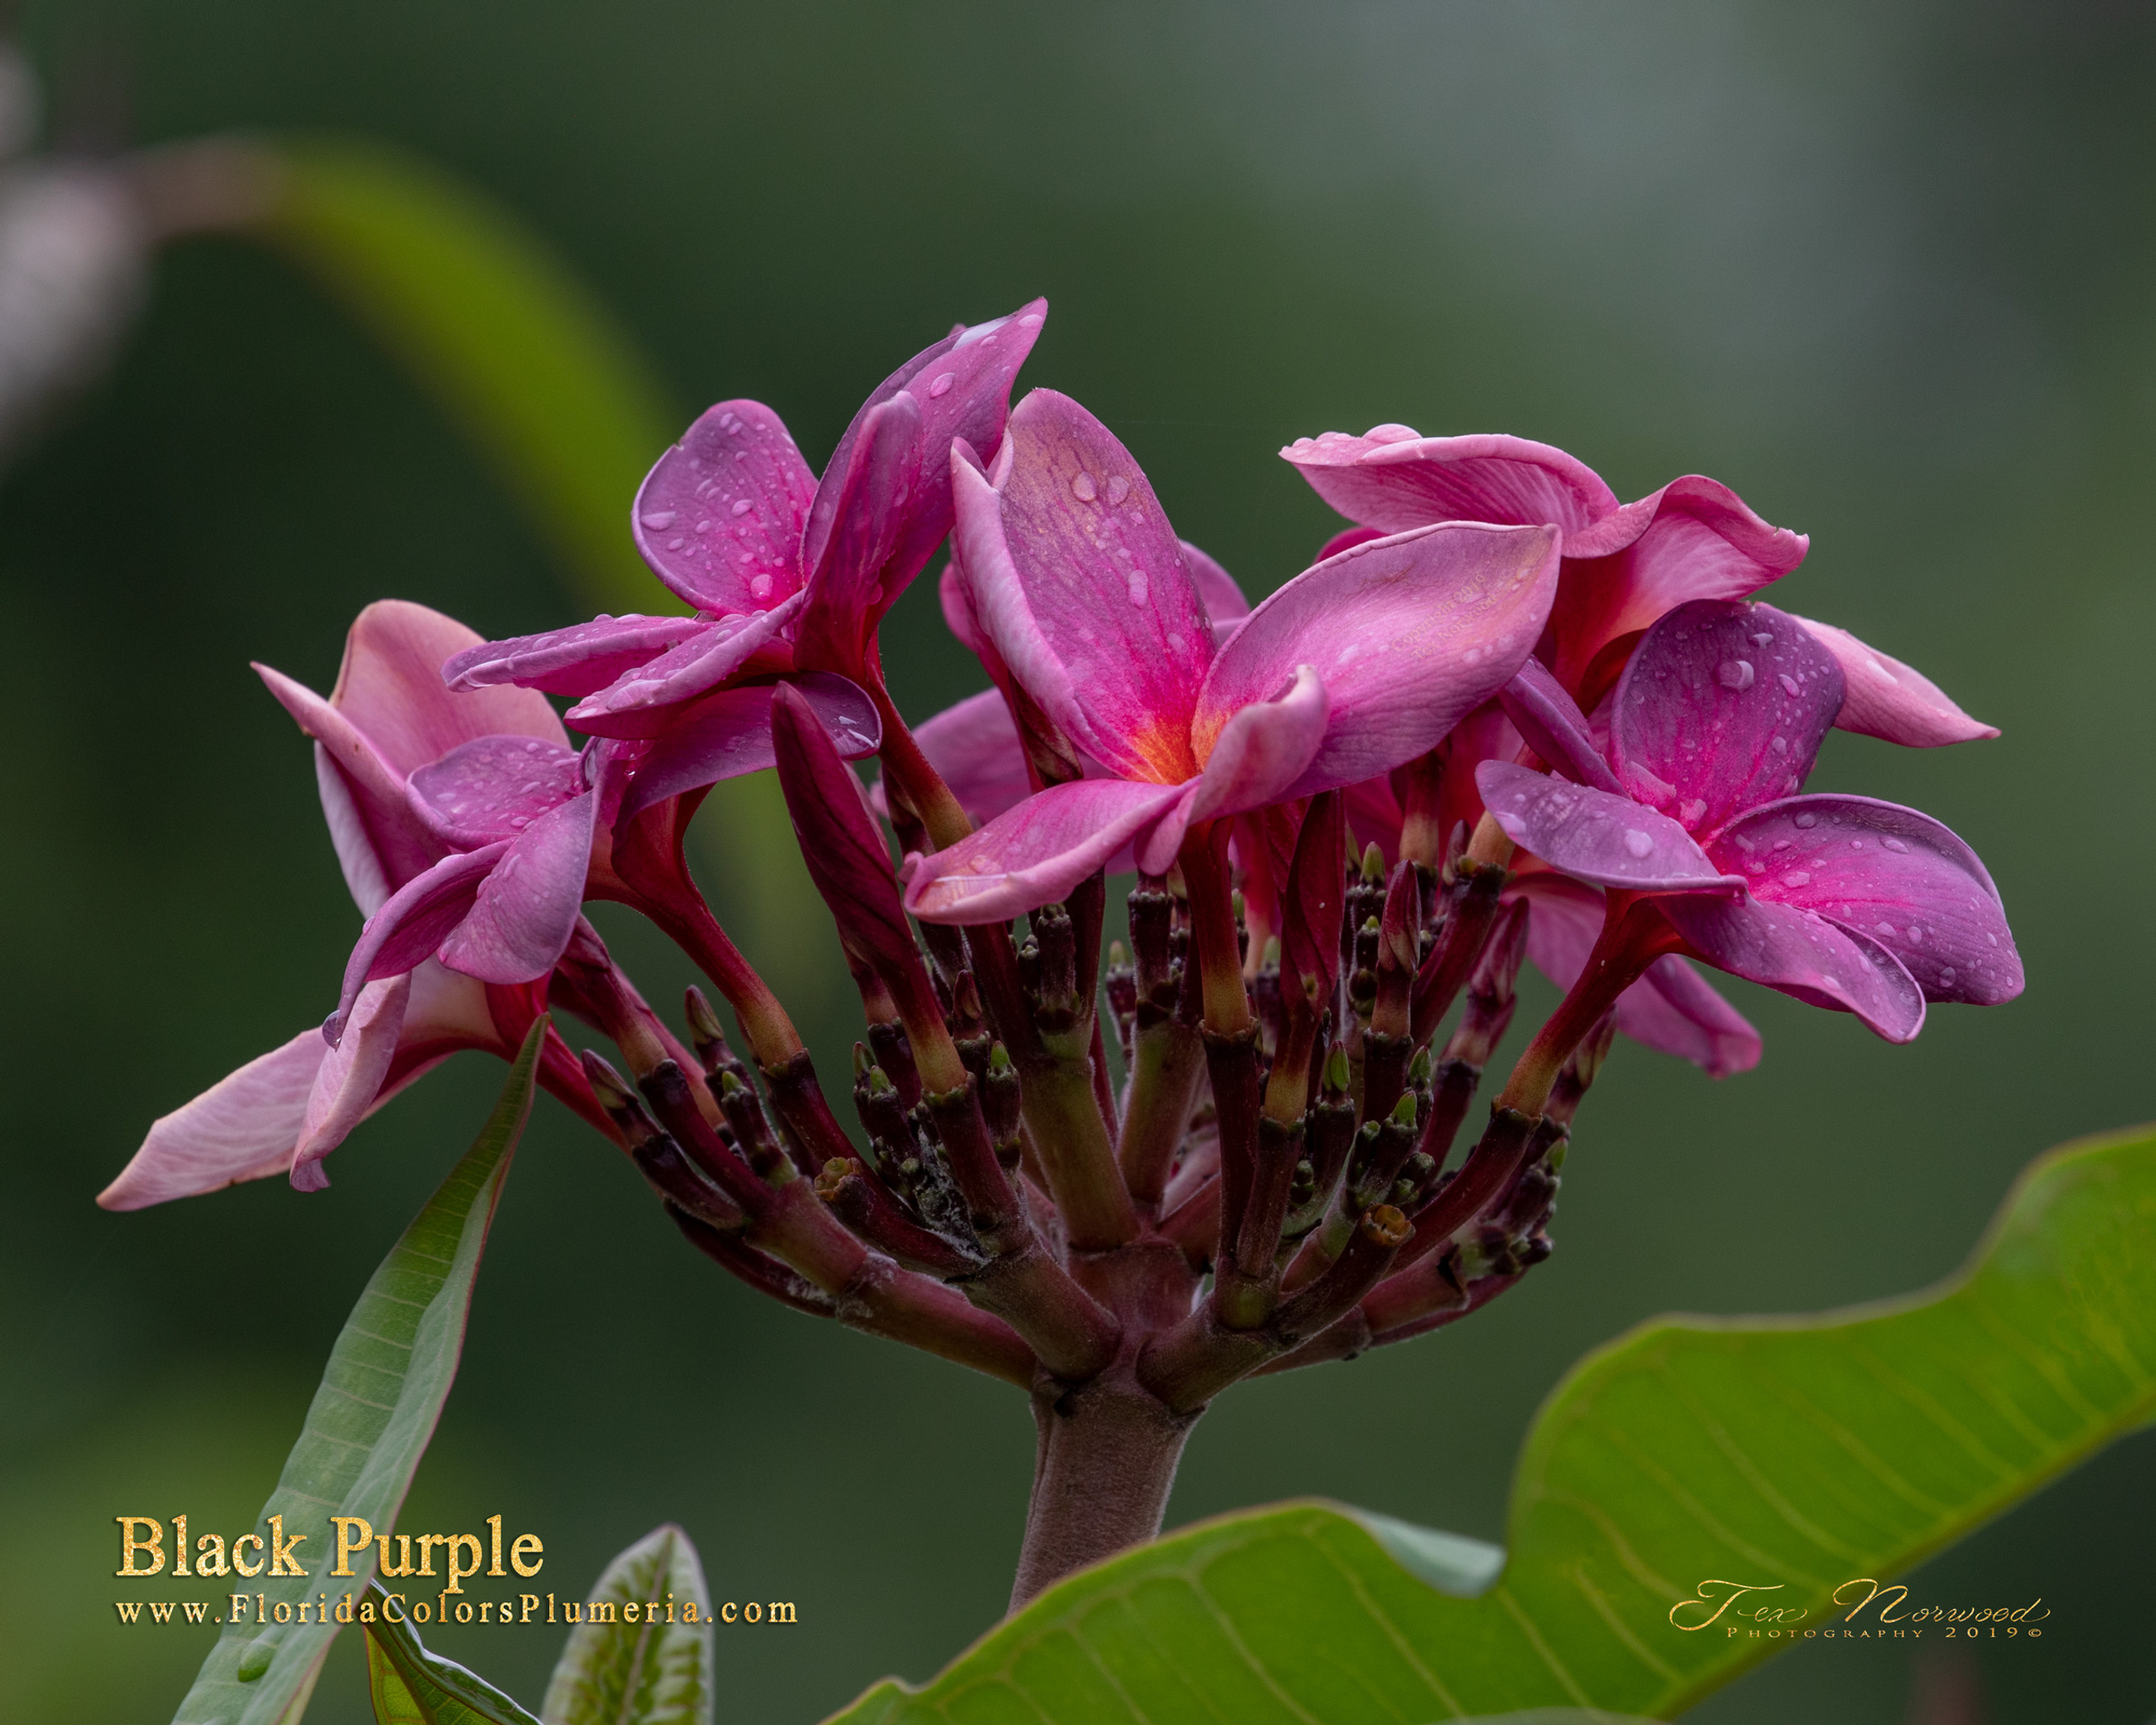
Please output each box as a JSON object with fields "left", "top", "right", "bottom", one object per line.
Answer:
{"left": 109, "top": 305, "right": 2020, "bottom": 1605}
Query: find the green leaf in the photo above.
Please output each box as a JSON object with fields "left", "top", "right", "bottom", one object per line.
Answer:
{"left": 257, "top": 142, "right": 678, "bottom": 614}
{"left": 542, "top": 1523, "right": 714, "bottom": 1725}
{"left": 823, "top": 1123, "right": 2156, "bottom": 1723}
{"left": 362, "top": 1582, "right": 544, "bottom": 1725}
{"left": 168, "top": 1021, "right": 547, "bottom": 1725}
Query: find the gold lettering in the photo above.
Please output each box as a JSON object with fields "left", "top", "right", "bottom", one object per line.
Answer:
{"left": 115, "top": 1516, "right": 166, "bottom": 1578}
{"left": 196, "top": 1534, "right": 230, "bottom": 1577}
{"left": 377, "top": 1535, "right": 415, "bottom": 1578}
{"left": 487, "top": 1514, "right": 506, "bottom": 1577}
{"left": 1669, "top": 1578, "right": 1783, "bottom": 1631}
{"left": 510, "top": 1534, "right": 544, "bottom": 1578}
{"left": 268, "top": 1515, "right": 309, "bottom": 1578}
{"left": 331, "top": 1517, "right": 374, "bottom": 1578}
{"left": 414, "top": 1534, "right": 447, "bottom": 1578}
{"left": 174, "top": 1514, "right": 191, "bottom": 1578}
{"left": 768, "top": 1601, "right": 798, "bottom": 1625}
{"left": 232, "top": 1535, "right": 264, "bottom": 1578}
{"left": 444, "top": 1535, "right": 483, "bottom": 1595}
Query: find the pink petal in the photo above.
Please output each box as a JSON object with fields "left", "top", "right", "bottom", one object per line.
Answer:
{"left": 260, "top": 664, "right": 442, "bottom": 912}
{"left": 632, "top": 399, "right": 816, "bottom": 613}
{"left": 795, "top": 391, "right": 928, "bottom": 670}
{"left": 291, "top": 972, "right": 412, "bottom": 1190}
{"left": 801, "top": 299, "right": 1049, "bottom": 604}
{"left": 436, "top": 792, "right": 596, "bottom": 984}
{"left": 954, "top": 391, "right": 1216, "bottom": 784}
{"left": 1662, "top": 893, "right": 1926, "bottom": 1043}
{"left": 617, "top": 670, "right": 881, "bottom": 825}
{"left": 1611, "top": 600, "right": 1845, "bottom": 836}
{"left": 1138, "top": 665, "right": 1329, "bottom": 873}
{"left": 1513, "top": 874, "right": 1759, "bottom": 1076}
{"left": 905, "top": 777, "right": 1189, "bottom": 925}
{"left": 1477, "top": 761, "right": 1743, "bottom": 893}
{"left": 772, "top": 682, "right": 918, "bottom": 975}
{"left": 565, "top": 590, "right": 805, "bottom": 738}
{"left": 330, "top": 600, "right": 568, "bottom": 774}
{"left": 1549, "top": 477, "right": 1808, "bottom": 693}
{"left": 441, "top": 614, "right": 708, "bottom": 698}
{"left": 1497, "top": 657, "right": 1624, "bottom": 793}
{"left": 1283, "top": 428, "right": 1620, "bottom": 537}
{"left": 330, "top": 842, "right": 508, "bottom": 1040}
{"left": 408, "top": 734, "right": 586, "bottom": 847}
{"left": 1180, "top": 538, "right": 1250, "bottom": 624}
{"left": 1791, "top": 614, "right": 2001, "bottom": 748}
{"left": 1196, "top": 521, "right": 1560, "bottom": 800}
{"left": 906, "top": 688, "right": 1036, "bottom": 825}
{"left": 97, "top": 1029, "right": 326, "bottom": 1210}
{"left": 1706, "top": 793, "right": 2021, "bottom": 1006}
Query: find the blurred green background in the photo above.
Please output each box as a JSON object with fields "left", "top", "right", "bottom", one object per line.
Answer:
{"left": 3, "top": 2, "right": 2152, "bottom": 1720}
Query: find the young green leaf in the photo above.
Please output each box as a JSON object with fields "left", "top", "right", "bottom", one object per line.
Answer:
{"left": 168, "top": 1021, "right": 547, "bottom": 1725}
{"left": 542, "top": 1524, "right": 714, "bottom": 1725}
{"left": 259, "top": 142, "right": 678, "bottom": 615}
{"left": 822, "top": 1124, "right": 2156, "bottom": 1723}
{"left": 363, "top": 1581, "right": 544, "bottom": 1725}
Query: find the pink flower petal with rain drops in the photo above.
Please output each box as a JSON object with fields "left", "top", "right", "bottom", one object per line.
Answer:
{"left": 632, "top": 398, "right": 817, "bottom": 614}
{"left": 1476, "top": 761, "right": 1743, "bottom": 895}
{"left": 441, "top": 614, "right": 708, "bottom": 698}
{"left": 905, "top": 777, "right": 1190, "bottom": 925}
{"left": 1661, "top": 891, "right": 1926, "bottom": 1043}
{"left": 408, "top": 734, "right": 587, "bottom": 848}
{"left": 1791, "top": 614, "right": 2001, "bottom": 748}
{"left": 1282, "top": 429, "right": 1620, "bottom": 537}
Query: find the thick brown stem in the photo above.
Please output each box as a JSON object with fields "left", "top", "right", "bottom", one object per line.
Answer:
{"left": 1009, "top": 1373, "right": 1198, "bottom": 1610}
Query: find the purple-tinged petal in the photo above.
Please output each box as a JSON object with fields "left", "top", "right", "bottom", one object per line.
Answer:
{"left": 957, "top": 390, "right": 1216, "bottom": 784}
{"left": 796, "top": 391, "right": 928, "bottom": 671}
{"left": 1612, "top": 599, "right": 1844, "bottom": 835}
{"left": 1198, "top": 521, "right": 1561, "bottom": 800}
{"left": 802, "top": 300, "right": 1048, "bottom": 594}
{"left": 617, "top": 671, "right": 881, "bottom": 825}
{"left": 259, "top": 665, "right": 445, "bottom": 908}
{"left": 436, "top": 793, "right": 596, "bottom": 985}
{"left": 565, "top": 589, "right": 806, "bottom": 738}
{"left": 905, "top": 777, "right": 1189, "bottom": 925}
{"left": 632, "top": 399, "right": 816, "bottom": 613}
{"left": 442, "top": 614, "right": 707, "bottom": 698}
{"left": 772, "top": 682, "right": 916, "bottom": 976}
{"left": 291, "top": 972, "right": 411, "bottom": 1190}
{"left": 1135, "top": 665, "right": 1331, "bottom": 875}
{"left": 1791, "top": 615, "right": 2001, "bottom": 747}
{"left": 1706, "top": 793, "right": 2021, "bottom": 1005}
{"left": 1549, "top": 478, "right": 1808, "bottom": 697}
{"left": 98, "top": 1029, "right": 325, "bottom": 1210}
{"left": 1497, "top": 656, "right": 1625, "bottom": 794}
{"left": 408, "top": 734, "right": 586, "bottom": 848}
{"left": 1181, "top": 538, "right": 1250, "bottom": 624}
{"left": 1477, "top": 761, "right": 1744, "bottom": 894}
{"left": 1661, "top": 893, "right": 1926, "bottom": 1042}
{"left": 904, "top": 688, "right": 1035, "bottom": 826}
{"left": 1513, "top": 873, "right": 1760, "bottom": 1075}
{"left": 330, "top": 842, "right": 509, "bottom": 1040}
{"left": 332, "top": 600, "right": 568, "bottom": 773}
{"left": 1283, "top": 428, "right": 1619, "bottom": 537}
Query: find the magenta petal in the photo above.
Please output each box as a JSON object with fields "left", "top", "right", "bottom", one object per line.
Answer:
{"left": 290, "top": 972, "right": 411, "bottom": 1189}
{"left": 408, "top": 734, "right": 586, "bottom": 847}
{"left": 436, "top": 793, "right": 595, "bottom": 985}
{"left": 97, "top": 1029, "right": 326, "bottom": 1210}
{"left": 618, "top": 671, "right": 881, "bottom": 825}
{"left": 1283, "top": 429, "right": 1619, "bottom": 537}
{"left": 959, "top": 391, "right": 1216, "bottom": 782}
{"left": 633, "top": 399, "right": 816, "bottom": 613}
{"left": 1791, "top": 615, "right": 2001, "bottom": 748}
{"left": 331, "top": 601, "right": 568, "bottom": 773}
{"left": 905, "top": 777, "right": 1188, "bottom": 924}
{"left": 1187, "top": 665, "right": 1330, "bottom": 825}
{"left": 330, "top": 842, "right": 508, "bottom": 1040}
{"left": 1180, "top": 538, "right": 1250, "bottom": 624}
{"left": 1706, "top": 793, "right": 2021, "bottom": 1005}
{"left": 1612, "top": 600, "right": 1845, "bottom": 834}
{"left": 797, "top": 392, "right": 929, "bottom": 669}
{"left": 1199, "top": 521, "right": 1561, "bottom": 800}
{"left": 1662, "top": 893, "right": 1926, "bottom": 1042}
{"left": 1477, "top": 761, "right": 1742, "bottom": 893}
{"left": 907, "top": 688, "right": 1035, "bottom": 826}
{"left": 566, "top": 590, "right": 806, "bottom": 738}
{"left": 441, "top": 615, "right": 707, "bottom": 698}
{"left": 1497, "top": 657, "right": 1625, "bottom": 793}
{"left": 1515, "top": 875, "right": 1759, "bottom": 1075}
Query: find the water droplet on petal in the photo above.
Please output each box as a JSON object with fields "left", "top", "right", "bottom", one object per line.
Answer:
{"left": 642, "top": 510, "right": 676, "bottom": 531}
{"left": 1793, "top": 812, "right": 1817, "bottom": 829}
{"left": 1784, "top": 870, "right": 1811, "bottom": 886}
{"left": 927, "top": 371, "right": 956, "bottom": 398}
{"left": 1717, "top": 660, "right": 1755, "bottom": 691}
{"left": 1876, "top": 921, "right": 1897, "bottom": 937}
{"left": 1881, "top": 836, "right": 1908, "bottom": 854}
{"left": 1071, "top": 472, "right": 1098, "bottom": 502}
{"left": 1107, "top": 475, "right": 1131, "bottom": 505}
{"left": 1940, "top": 966, "right": 1956, "bottom": 985}
{"left": 1622, "top": 830, "right": 1654, "bottom": 859}
{"left": 1127, "top": 570, "right": 1150, "bottom": 607}
{"left": 731, "top": 499, "right": 753, "bottom": 516}
{"left": 750, "top": 574, "right": 774, "bottom": 600}
{"left": 1779, "top": 673, "right": 1801, "bottom": 697}
{"left": 668, "top": 537, "right": 686, "bottom": 552}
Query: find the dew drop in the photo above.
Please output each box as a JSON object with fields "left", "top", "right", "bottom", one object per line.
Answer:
{"left": 1071, "top": 472, "right": 1098, "bottom": 502}
{"left": 1752, "top": 632, "right": 1775, "bottom": 647}
{"left": 668, "top": 537, "right": 686, "bottom": 552}
{"left": 1784, "top": 870, "right": 1812, "bottom": 886}
{"left": 1940, "top": 966, "right": 1956, "bottom": 985}
{"left": 1881, "top": 836, "right": 1908, "bottom": 853}
{"left": 731, "top": 499, "right": 753, "bottom": 516}
{"left": 1771, "top": 735, "right": 1789, "bottom": 754}
{"left": 1622, "top": 830, "right": 1655, "bottom": 859}
{"left": 1717, "top": 660, "right": 1755, "bottom": 692}
{"left": 1876, "top": 921, "right": 1897, "bottom": 937}
{"left": 1127, "top": 569, "right": 1150, "bottom": 607}
{"left": 750, "top": 574, "right": 774, "bottom": 600}
{"left": 1779, "top": 673, "right": 1801, "bottom": 697}
{"left": 641, "top": 511, "right": 676, "bottom": 531}
{"left": 927, "top": 371, "right": 957, "bottom": 398}
{"left": 1107, "top": 474, "right": 1131, "bottom": 505}
{"left": 1793, "top": 812, "right": 1817, "bottom": 829}
{"left": 1678, "top": 798, "right": 1707, "bottom": 826}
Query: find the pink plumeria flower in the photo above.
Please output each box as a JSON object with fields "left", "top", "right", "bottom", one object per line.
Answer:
{"left": 904, "top": 389, "right": 1563, "bottom": 922}
{"left": 99, "top": 602, "right": 597, "bottom": 1207}
{"left": 1476, "top": 598, "right": 2022, "bottom": 1041}
{"left": 1284, "top": 427, "right": 1997, "bottom": 747}
{"left": 441, "top": 300, "right": 1048, "bottom": 762}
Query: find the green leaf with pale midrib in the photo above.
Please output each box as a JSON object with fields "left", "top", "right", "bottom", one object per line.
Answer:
{"left": 255, "top": 142, "right": 678, "bottom": 617}
{"left": 821, "top": 1123, "right": 2156, "bottom": 1723}
{"left": 542, "top": 1523, "right": 714, "bottom": 1725}
{"left": 168, "top": 1022, "right": 547, "bottom": 1725}
{"left": 363, "top": 1581, "right": 543, "bottom": 1725}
